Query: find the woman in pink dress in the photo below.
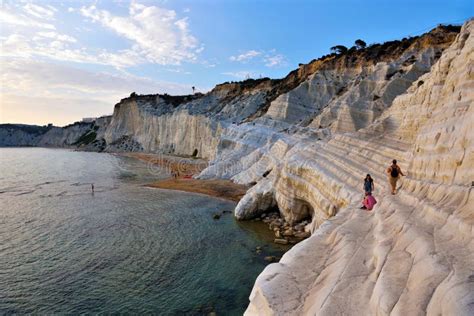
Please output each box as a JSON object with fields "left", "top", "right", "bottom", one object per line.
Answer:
{"left": 361, "top": 192, "right": 377, "bottom": 210}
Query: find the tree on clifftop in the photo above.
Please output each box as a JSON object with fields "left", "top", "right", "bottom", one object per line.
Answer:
{"left": 330, "top": 45, "right": 348, "bottom": 54}
{"left": 355, "top": 39, "right": 367, "bottom": 49}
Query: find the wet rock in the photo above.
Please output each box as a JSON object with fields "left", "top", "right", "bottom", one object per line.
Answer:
{"left": 294, "top": 231, "right": 311, "bottom": 239}
{"left": 282, "top": 228, "right": 294, "bottom": 237}
{"left": 274, "top": 238, "right": 289, "bottom": 245}
{"left": 264, "top": 256, "right": 278, "bottom": 263}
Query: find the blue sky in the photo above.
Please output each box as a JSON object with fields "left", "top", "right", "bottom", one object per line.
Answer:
{"left": 1, "top": 0, "right": 472, "bottom": 125}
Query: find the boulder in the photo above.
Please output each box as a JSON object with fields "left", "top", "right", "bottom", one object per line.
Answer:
{"left": 274, "top": 238, "right": 289, "bottom": 245}
{"left": 264, "top": 256, "right": 278, "bottom": 263}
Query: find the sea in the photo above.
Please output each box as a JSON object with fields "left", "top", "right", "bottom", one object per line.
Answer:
{"left": 0, "top": 148, "right": 285, "bottom": 315}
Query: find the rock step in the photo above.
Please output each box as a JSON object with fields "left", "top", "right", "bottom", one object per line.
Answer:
{"left": 333, "top": 134, "right": 409, "bottom": 160}
{"left": 320, "top": 141, "right": 392, "bottom": 179}
{"left": 314, "top": 144, "right": 389, "bottom": 189}
{"left": 296, "top": 147, "right": 364, "bottom": 188}
{"left": 318, "top": 141, "right": 470, "bottom": 237}
{"left": 323, "top": 139, "right": 473, "bottom": 238}
{"left": 398, "top": 183, "right": 474, "bottom": 237}
{"left": 284, "top": 153, "right": 358, "bottom": 204}
{"left": 303, "top": 149, "right": 369, "bottom": 195}
{"left": 326, "top": 137, "right": 408, "bottom": 171}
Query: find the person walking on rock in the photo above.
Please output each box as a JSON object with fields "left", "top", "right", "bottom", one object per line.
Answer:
{"left": 361, "top": 175, "right": 376, "bottom": 210}
{"left": 364, "top": 174, "right": 374, "bottom": 195}
{"left": 387, "top": 159, "right": 405, "bottom": 194}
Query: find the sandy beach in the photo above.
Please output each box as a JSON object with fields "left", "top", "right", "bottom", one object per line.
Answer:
{"left": 121, "top": 152, "right": 249, "bottom": 202}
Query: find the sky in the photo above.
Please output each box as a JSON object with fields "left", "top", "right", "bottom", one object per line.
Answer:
{"left": 0, "top": 0, "right": 472, "bottom": 126}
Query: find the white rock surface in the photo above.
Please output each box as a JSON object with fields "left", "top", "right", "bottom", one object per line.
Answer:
{"left": 245, "top": 19, "right": 474, "bottom": 315}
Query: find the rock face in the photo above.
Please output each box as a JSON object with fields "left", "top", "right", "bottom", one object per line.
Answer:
{"left": 0, "top": 124, "right": 52, "bottom": 146}
{"left": 0, "top": 116, "right": 112, "bottom": 150}
{"left": 1, "top": 21, "right": 472, "bottom": 315}
{"left": 245, "top": 20, "right": 473, "bottom": 315}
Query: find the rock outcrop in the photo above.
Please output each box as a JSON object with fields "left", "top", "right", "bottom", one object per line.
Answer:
{"left": 1, "top": 20, "right": 472, "bottom": 315}
{"left": 245, "top": 20, "right": 473, "bottom": 315}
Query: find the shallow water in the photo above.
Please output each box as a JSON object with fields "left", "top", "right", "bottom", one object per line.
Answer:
{"left": 0, "top": 148, "right": 285, "bottom": 315}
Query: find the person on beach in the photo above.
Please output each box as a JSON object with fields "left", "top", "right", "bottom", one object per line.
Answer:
{"left": 364, "top": 174, "right": 374, "bottom": 195}
{"left": 91, "top": 183, "right": 94, "bottom": 193}
{"left": 387, "top": 159, "right": 405, "bottom": 194}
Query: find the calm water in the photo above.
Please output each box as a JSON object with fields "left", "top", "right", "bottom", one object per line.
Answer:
{"left": 0, "top": 148, "right": 284, "bottom": 315}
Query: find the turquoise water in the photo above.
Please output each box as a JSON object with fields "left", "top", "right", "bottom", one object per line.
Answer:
{"left": 0, "top": 148, "right": 285, "bottom": 315}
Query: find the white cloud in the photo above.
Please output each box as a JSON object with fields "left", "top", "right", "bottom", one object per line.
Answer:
{"left": 36, "top": 31, "right": 77, "bottom": 43}
{"left": 1, "top": 31, "right": 143, "bottom": 69}
{"left": 229, "top": 49, "right": 287, "bottom": 67}
{"left": 0, "top": 2, "right": 207, "bottom": 126}
{"left": 1, "top": 2, "right": 202, "bottom": 69}
{"left": 222, "top": 71, "right": 259, "bottom": 79}
{"left": 1, "top": 58, "right": 192, "bottom": 100}
{"left": 0, "top": 58, "right": 198, "bottom": 125}
{"left": 23, "top": 3, "right": 56, "bottom": 20}
{"left": 229, "top": 50, "right": 262, "bottom": 62}
{"left": 0, "top": 9, "right": 55, "bottom": 30}
{"left": 80, "top": 2, "right": 202, "bottom": 65}
{"left": 264, "top": 53, "right": 286, "bottom": 67}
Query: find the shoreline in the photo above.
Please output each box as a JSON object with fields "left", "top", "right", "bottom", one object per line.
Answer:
{"left": 145, "top": 178, "right": 249, "bottom": 202}
{"left": 121, "top": 152, "right": 249, "bottom": 202}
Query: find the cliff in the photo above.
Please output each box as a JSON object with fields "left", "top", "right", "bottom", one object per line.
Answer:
{"left": 1, "top": 20, "right": 472, "bottom": 315}
{"left": 245, "top": 20, "right": 473, "bottom": 315}
{"left": 0, "top": 116, "right": 111, "bottom": 150}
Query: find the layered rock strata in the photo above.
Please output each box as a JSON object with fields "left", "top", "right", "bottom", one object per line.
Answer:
{"left": 245, "top": 20, "right": 473, "bottom": 315}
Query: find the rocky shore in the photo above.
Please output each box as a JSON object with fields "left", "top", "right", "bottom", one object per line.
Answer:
{"left": 254, "top": 211, "right": 311, "bottom": 245}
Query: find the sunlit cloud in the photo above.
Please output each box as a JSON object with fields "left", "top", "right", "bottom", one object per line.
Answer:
{"left": 229, "top": 49, "right": 287, "bottom": 67}
{"left": 230, "top": 50, "right": 262, "bottom": 62}
{"left": 222, "top": 71, "right": 261, "bottom": 79}
{"left": 264, "top": 53, "right": 286, "bottom": 67}
{"left": 80, "top": 2, "right": 203, "bottom": 65}
{"left": 0, "top": 58, "right": 199, "bottom": 125}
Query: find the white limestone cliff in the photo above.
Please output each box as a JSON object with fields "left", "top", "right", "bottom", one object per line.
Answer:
{"left": 244, "top": 19, "right": 473, "bottom": 315}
